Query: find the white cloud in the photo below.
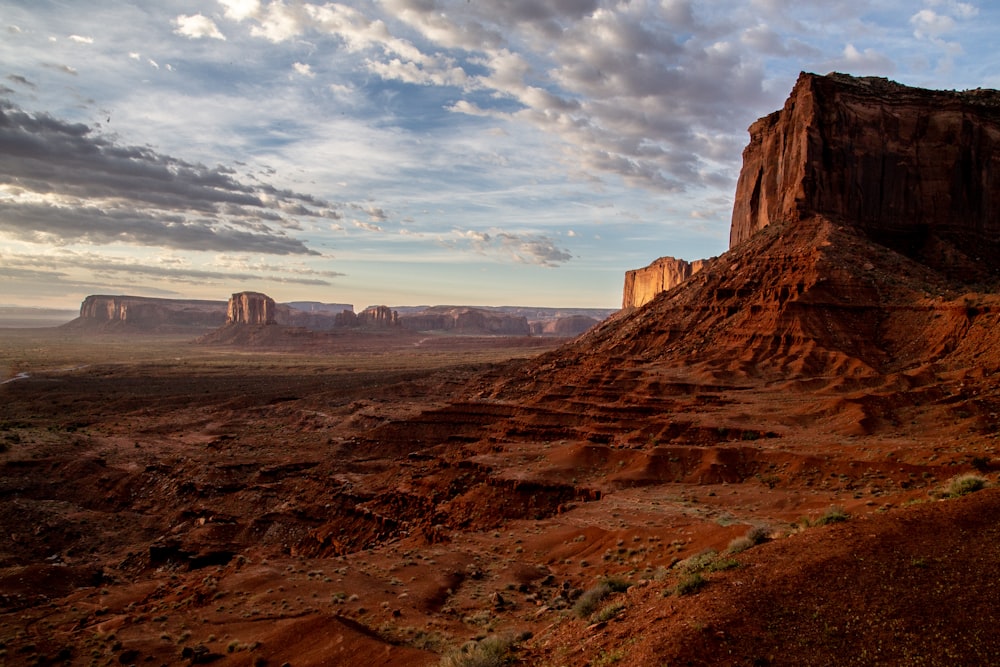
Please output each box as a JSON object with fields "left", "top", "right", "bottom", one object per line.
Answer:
{"left": 355, "top": 221, "right": 384, "bottom": 233}
{"left": 911, "top": 9, "right": 956, "bottom": 38}
{"left": 293, "top": 62, "right": 315, "bottom": 77}
{"left": 68, "top": 34, "right": 93, "bottom": 44}
{"left": 218, "top": 0, "right": 262, "bottom": 22}
{"left": 175, "top": 14, "right": 227, "bottom": 40}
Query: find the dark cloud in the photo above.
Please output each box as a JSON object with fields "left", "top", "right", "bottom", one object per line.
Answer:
{"left": 1, "top": 252, "right": 343, "bottom": 287}
{"left": 0, "top": 101, "right": 332, "bottom": 254}
{"left": 0, "top": 201, "right": 317, "bottom": 255}
{"left": 6, "top": 74, "right": 35, "bottom": 88}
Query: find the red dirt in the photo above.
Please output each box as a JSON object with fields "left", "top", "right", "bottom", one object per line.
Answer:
{"left": 3, "top": 219, "right": 1000, "bottom": 666}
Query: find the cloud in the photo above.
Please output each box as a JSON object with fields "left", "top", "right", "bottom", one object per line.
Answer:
{"left": 911, "top": 9, "right": 956, "bottom": 38}
{"left": 175, "top": 14, "right": 227, "bottom": 40}
{"left": 6, "top": 74, "right": 35, "bottom": 88}
{"left": 68, "top": 35, "right": 94, "bottom": 44}
{"left": 0, "top": 101, "right": 329, "bottom": 255}
{"left": 446, "top": 228, "right": 572, "bottom": 267}
{"left": 354, "top": 221, "right": 384, "bottom": 233}
{"left": 293, "top": 62, "right": 315, "bottom": 77}
{"left": 1, "top": 251, "right": 342, "bottom": 287}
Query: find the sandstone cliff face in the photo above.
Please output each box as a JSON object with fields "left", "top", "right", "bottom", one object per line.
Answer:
{"left": 227, "top": 292, "right": 277, "bottom": 325}
{"left": 622, "top": 257, "right": 713, "bottom": 309}
{"left": 730, "top": 72, "right": 1000, "bottom": 272}
{"left": 76, "top": 295, "right": 227, "bottom": 330}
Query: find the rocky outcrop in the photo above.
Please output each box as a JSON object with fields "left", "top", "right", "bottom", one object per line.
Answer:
{"left": 622, "top": 256, "right": 714, "bottom": 309}
{"left": 226, "top": 292, "right": 276, "bottom": 325}
{"left": 730, "top": 72, "right": 1000, "bottom": 275}
{"left": 400, "top": 307, "right": 530, "bottom": 335}
{"left": 73, "top": 295, "right": 227, "bottom": 331}
{"left": 357, "top": 305, "right": 399, "bottom": 327}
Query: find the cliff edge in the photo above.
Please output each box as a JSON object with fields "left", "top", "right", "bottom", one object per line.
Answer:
{"left": 730, "top": 71, "right": 1000, "bottom": 277}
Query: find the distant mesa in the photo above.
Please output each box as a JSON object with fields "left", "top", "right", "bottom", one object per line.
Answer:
{"left": 68, "top": 293, "right": 354, "bottom": 334}
{"left": 399, "top": 306, "right": 529, "bottom": 335}
{"left": 530, "top": 314, "right": 601, "bottom": 337}
{"left": 67, "top": 293, "right": 611, "bottom": 340}
{"left": 67, "top": 295, "right": 228, "bottom": 332}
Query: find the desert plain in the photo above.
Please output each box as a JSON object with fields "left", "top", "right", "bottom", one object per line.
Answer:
{"left": 3, "top": 286, "right": 1000, "bottom": 667}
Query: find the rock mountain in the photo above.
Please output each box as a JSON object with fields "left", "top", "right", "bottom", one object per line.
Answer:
{"left": 623, "top": 70, "right": 1000, "bottom": 307}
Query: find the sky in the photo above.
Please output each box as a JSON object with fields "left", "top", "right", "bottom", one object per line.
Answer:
{"left": 1, "top": 1, "right": 997, "bottom": 311}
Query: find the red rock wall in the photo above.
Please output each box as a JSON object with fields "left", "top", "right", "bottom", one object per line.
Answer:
{"left": 622, "top": 257, "right": 712, "bottom": 309}
{"left": 78, "top": 295, "right": 227, "bottom": 328}
{"left": 730, "top": 72, "right": 1000, "bottom": 256}
{"left": 227, "top": 292, "right": 277, "bottom": 325}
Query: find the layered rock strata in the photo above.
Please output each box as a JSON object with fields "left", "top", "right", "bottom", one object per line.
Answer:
{"left": 622, "top": 257, "right": 713, "bottom": 309}
{"left": 730, "top": 71, "right": 1000, "bottom": 272}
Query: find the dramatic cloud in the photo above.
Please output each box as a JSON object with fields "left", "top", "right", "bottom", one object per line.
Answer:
{"left": 0, "top": 101, "right": 329, "bottom": 254}
{"left": 447, "top": 229, "right": 572, "bottom": 267}
{"left": 1, "top": 251, "right": 342, "bottom": 288}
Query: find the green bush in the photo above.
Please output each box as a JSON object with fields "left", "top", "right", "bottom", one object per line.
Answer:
{"left": 813, "top": 506, "right": 849, "bottom": 526}
{"left": 592, "top": 601, "right": 625, "bottom": 623}
{"left": 727, "top": 525, "right": 769, "bottom": 553}
{"left": 573, "top": 583, "right": 612, "bottom": 618}
{"left": 942, "top": 473, "right": 988, "bottom": 498}
{"left": 438, "top": 635, "right": 518, "bottom": 667}
{"left": 673, "top": 572, "right": 706, "bottom": 596}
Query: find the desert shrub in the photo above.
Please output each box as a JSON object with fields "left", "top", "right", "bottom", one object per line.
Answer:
{"left": 673, "top": 572, "right": 706, "bottom": 596}
{"left": 705, "top": 558, "right": 740, "bottom": 572}
{"left": 813, "top": 506, "right": 849, "bottom": 526}
{"left": 438, "top": 634, "right": 518, "bottom": 667}
{"left": 727, "top": 525, "right": 769, "bottom": 553}
{"left": 601, "top": 576, "right": 632, "bottom": 593}
{"left": 942, "top": 473, "right": 988, "bottom": 498}
{"left": 971, "top": 456, "right": 991, "bottom": 473}
{"left": 676, "top": 549, "right": 717, "bottom": 574}
{"left": 592, "top": 601, "right": 626, "bottom": 623}
{"left": 573, "top": 583, "right": 611, "bottom": 618}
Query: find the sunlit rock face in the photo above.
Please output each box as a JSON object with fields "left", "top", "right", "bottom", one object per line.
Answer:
{"left": 622, "top": 257, "right": 714, "bottom": 309}
{"left": 227, "top": 291, "right": 277, "bottom": 325}
{"left": 730, "top": 72, "right": 1000, "bottom": 277}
